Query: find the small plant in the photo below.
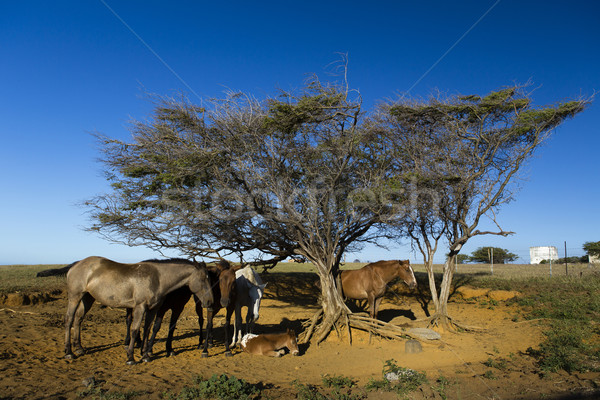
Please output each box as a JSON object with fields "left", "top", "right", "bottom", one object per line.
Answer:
{"left": 483, "top": 357, "right": 507, "bottom": 370}
{"left": 432, "top": 375, "right": 451, "bottom": 400}
{"left": 293, "top": 381, "right": 328, "bottom": 400}
{"left": 163, "top": 374, "right": 259, "bottom": 400}
{"left": 365, "top": 359, "right": 427, "bottom": 397}
{"left": 483, "top": 370, "right": 497, "bottom": 380}
{"left": 296, "top": 377, "right": 364, "bottom": 400}
{"left": 321, "top": 375, "right": 357, "bottom": 389}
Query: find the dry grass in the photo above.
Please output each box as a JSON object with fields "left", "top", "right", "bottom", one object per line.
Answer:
{"left": 0, "top": 264, "right": 67, "bottom": 294}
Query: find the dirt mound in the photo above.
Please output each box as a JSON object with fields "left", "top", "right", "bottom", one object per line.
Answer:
{"left": 455, "top": 285, "right": 520, "bottom": 301}
{"left": 0, "top": 289, "right": 62, "bottom": 307}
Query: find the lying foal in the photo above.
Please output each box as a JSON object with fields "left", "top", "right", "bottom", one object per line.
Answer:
{"left": 240, "top": 329, "right": 300, "bottom": 357}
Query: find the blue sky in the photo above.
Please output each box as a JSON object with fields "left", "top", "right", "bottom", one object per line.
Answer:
{"left": 1, "top": 1, "right": 598, "bottom": 265}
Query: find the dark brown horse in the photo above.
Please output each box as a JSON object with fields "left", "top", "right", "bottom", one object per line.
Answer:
{"left": 128, "top": 259, "right": 239, "bottom": 358}
{"left": 340, "top": 259, "right": 417, "bottom": 320}
{"left": 64, "top": 256, "right": 213, "bottom": 364}
{"left": 240, "top": 329, "right": 299, "bottom": 357}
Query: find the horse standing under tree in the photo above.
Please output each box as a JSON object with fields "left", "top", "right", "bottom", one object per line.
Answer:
{"left": 340, "top": 259, "right": 417, "bottom": 320}
{"left": 231, "top": 265, "right": 267, "bottom": 347}
{"left": 63, "top": 256, "right": 213, "bottom": 364}
{"left": 127, "top": 259, "right": 239, "bottom": 357}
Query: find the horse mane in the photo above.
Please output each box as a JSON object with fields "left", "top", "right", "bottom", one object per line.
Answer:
{"left": 141, "top": 258, "right": 193, "bottom": 264}
{"left": 236, "top": 266, "right": 263, "bottom": 286}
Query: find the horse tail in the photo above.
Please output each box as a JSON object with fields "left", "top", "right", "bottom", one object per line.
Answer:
{"left": 36, "top": 261, "right": 77, "bottom": 277}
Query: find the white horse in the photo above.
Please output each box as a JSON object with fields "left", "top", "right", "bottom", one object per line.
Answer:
{"left": 231, "top": 266, "right": 266, "bottom": 347}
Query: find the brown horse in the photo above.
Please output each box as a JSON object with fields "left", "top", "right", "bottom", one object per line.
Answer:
{"left": 64, "top": 256, "right": 213, "bottom": 364}
{"left": 130, "top": 259, "right": 239, "bottom": 358}
{"left": 340, "top": 260, "right": 417, "bottom": 320}
{"left": 240, "top": 329, "right": 299, "bottom": 357}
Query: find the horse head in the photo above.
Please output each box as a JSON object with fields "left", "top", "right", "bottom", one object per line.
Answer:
{"left": 217, "top": 266, "right": 237, "bottom": 309}
{"left": 249, "top": 282, "right": 267, "bottom": 321}
{"left": 397, "top": 260, "right": 417, "bottom": 289}
{"left": 287, "top": 328, "right": 300, "bottom": 356}
{"left": 189, "top": 261, "right": 214, "bottom": 310}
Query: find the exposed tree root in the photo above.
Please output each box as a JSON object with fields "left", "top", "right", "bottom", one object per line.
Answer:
{"left": 301, "top": 309, "right": 443, "bottom": 345}
{"left": 299, "top": 309, "right": 323, "bottom": 344}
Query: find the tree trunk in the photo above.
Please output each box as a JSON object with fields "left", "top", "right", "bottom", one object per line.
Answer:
{"left": 428, "top": 248, "right": 459, "bottom": 330}
{"left": 302, "top": 259, "right": 349, "bottom": 344}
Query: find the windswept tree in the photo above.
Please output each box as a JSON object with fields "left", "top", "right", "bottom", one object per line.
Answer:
{"left": 86, "top": 78, "right": 399, "bottom": 343}
{"left": 376, "top": 86, "right": 589, "bottom": 329}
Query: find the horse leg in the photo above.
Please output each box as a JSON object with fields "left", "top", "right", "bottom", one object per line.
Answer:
{"left": 223, "top": 305, "right": 234, "bottom": 357}
{"left": 64, "top": 292, "right": 84, "bottom": 359}
{"left": 231, "top": 304, "right": 242, "bottom": 347}
{"left": 127, "top": 306, "right": 146, "bottom": 365}
{"left": 124, "top": 308, "right": 142, "bottom": 348}
{"left": 202, "top": 309, "right": 211, "bottom": 358}
{"left": 373, "top": 296, "right": 383, "bottom": 321}
{"left": 368, "top": 293, "right": 376, "bottom": 344}
{"left": 264, "top": 349, "right": 284, "bottom": 357}
{"left": 71, "top": 293, "right": 94, "bottom": 356}
{"left": 124, "top": 308, "right": 132, "bottom": 347}
{"left": 165, "top": 305, "right": 185, "bottom": 357}
{"left": 141, "top": 307, "right": 158, "bottom": 363}
{"left": 193, "top": 295, "right": 207, "bottom": 350}
{"left": 146, "top": 305, "right": 167, "bottom": 357}
{"left": 246, "top": 309, "right": 254, "bottom": 335}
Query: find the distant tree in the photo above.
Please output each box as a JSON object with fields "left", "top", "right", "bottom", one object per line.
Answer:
{"left": 542, "top": 256, "right": 587, "bottom": 264}
{"left": 467, "top": 247, "right": 518, "bottom": 264}
{"left": 378, "top": 85, "right": 589, "bottom": 329}
{"left": 455, "top": 254, "right": 469, "bottom": 264}
{"left": 583, "top": 241, "right": 600, "bottom": 258}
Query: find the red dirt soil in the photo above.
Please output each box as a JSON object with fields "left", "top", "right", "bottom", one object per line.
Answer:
{"left": 0, "top": 277, "right": 598, "bottom": 399}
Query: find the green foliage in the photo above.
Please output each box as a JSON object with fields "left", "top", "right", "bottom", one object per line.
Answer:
{"left": 466, "top": 247, "right": 518, "bottom": 264}
{"left": 540, "top": 256, "right": 588, "bottom": 264}
{"left": 365, "top": 359, "right": 427, "bottom": 397}
{"left": 431, "top": 376, "right": 451, "bottom": 400}
{"left": 583, "top": 241, "right": 600, "bottom": 258}
{"left": 482, "top": 370, "right": 497, "bottom": 380}
{"left": 455, "top": 254, "right": 469, "bottom": 264}
{"left": 483, "top": 357, "right": 508, "bottom": 370}
{"left": 293, "top": 381, "right": 328, "bottom": 400}
{"left": 536, "top": 321, "right": 596, "bottom": 373}
{"left": 162, "top": 374, "right": 260, "bottom": 400}
{"left": 321, "top": 375, "right": 357, "bottom": 389}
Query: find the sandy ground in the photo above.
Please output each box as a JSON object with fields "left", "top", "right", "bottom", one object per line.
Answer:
{"left": 1, "top": 275, "right": 599, "bottom": 400}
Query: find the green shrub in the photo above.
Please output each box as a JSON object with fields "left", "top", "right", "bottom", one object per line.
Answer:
{"left": 365, "top": 359, "right": 427, "bottom": 397}
{"left": 163, "top": 374, "right": 259, "bottom": 400}
{"left": 321, "top": 375, "right": 357, "bottom": 389}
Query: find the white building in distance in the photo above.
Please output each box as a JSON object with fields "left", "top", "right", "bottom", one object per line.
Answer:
{"left": 530, "top": 246, "right": 558, "bottom": 264}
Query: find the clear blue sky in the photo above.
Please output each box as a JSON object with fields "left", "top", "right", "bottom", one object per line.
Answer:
{"left": 1, "top": 1, "right": 598, "bottom": 265}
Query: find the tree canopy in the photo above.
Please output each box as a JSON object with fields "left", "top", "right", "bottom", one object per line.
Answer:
{"left": 583, "top": 241, "right": 600, "bottom": 258}
{"left": 372, "top": 85, "right": 589, "bottom": 329}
